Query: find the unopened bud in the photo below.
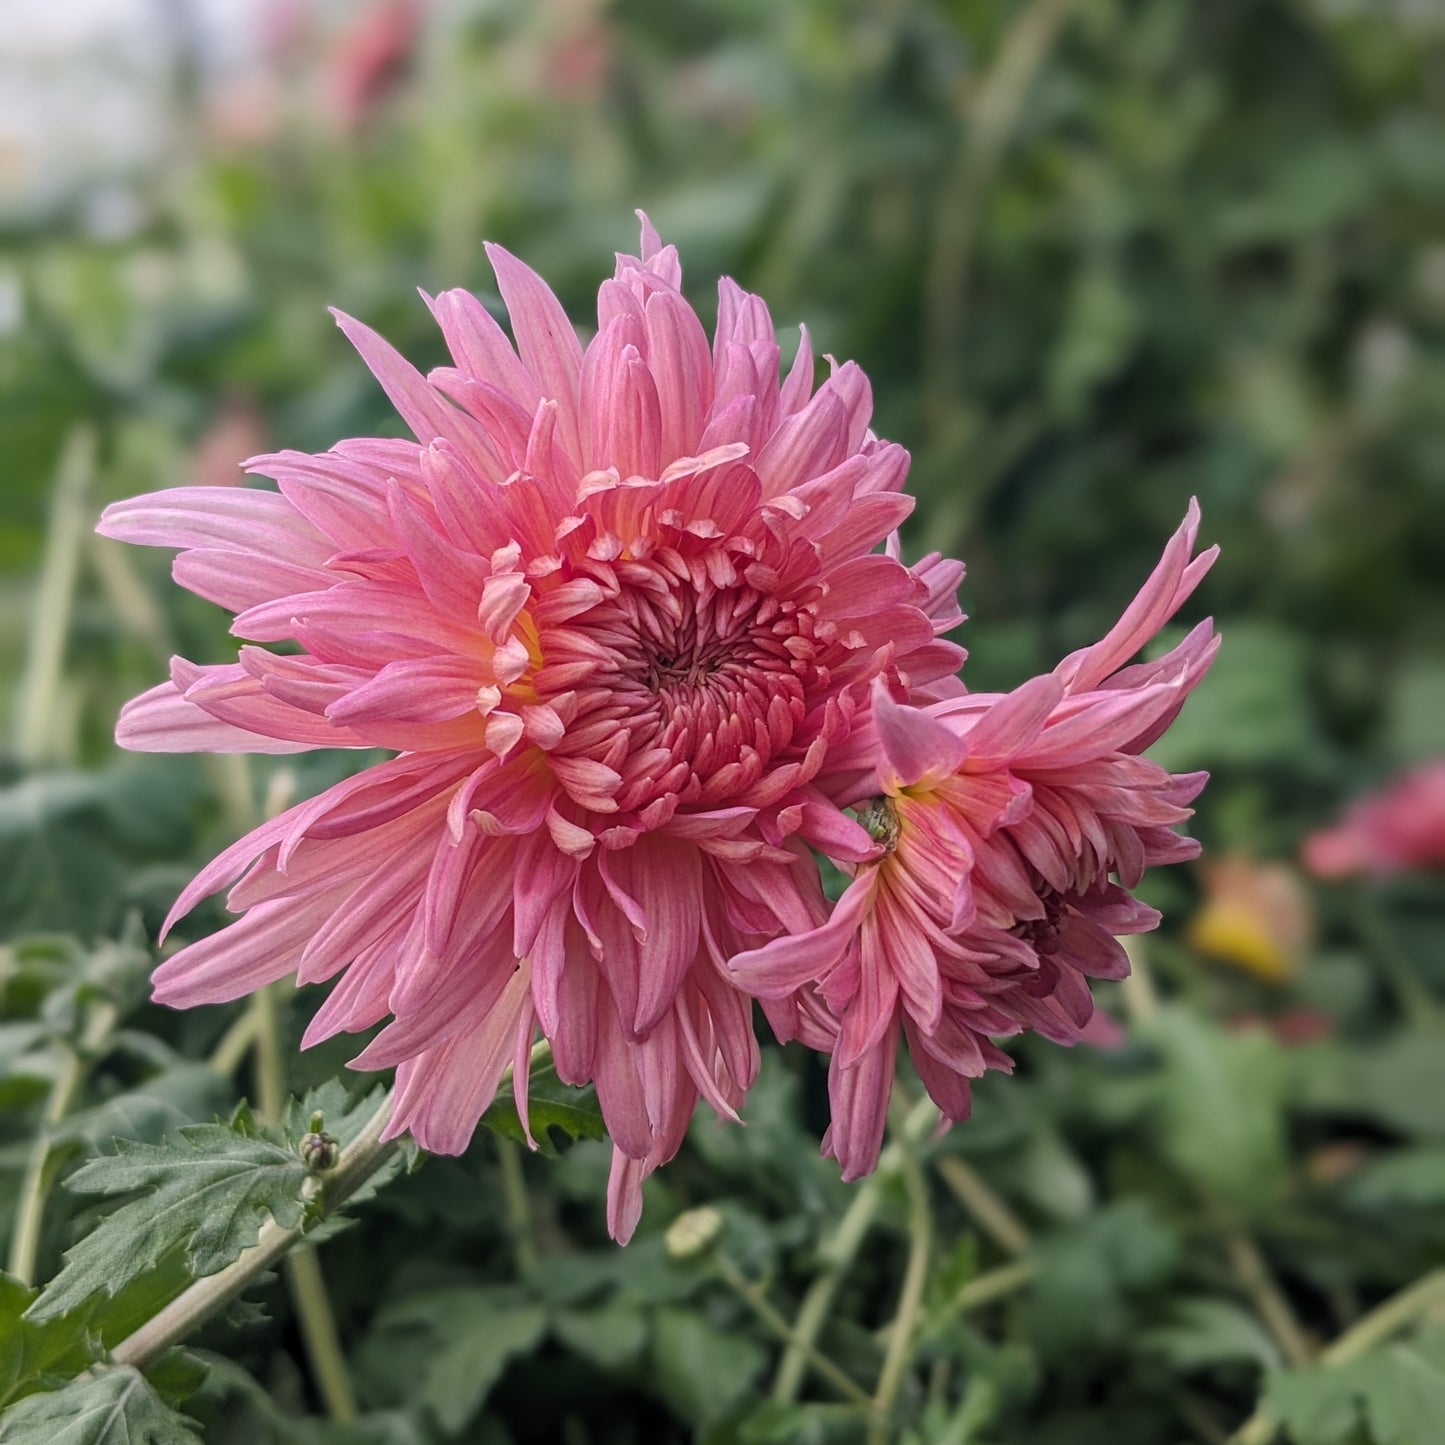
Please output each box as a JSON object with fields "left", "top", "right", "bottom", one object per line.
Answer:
{"left": 665, "top": 1206, "right": 724, "bottom": 1260}
{"left": 300, "top": 1130, "right": 340, "bottom": 1172}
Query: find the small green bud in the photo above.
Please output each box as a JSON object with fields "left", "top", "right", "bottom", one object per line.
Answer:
{"left": 665, "top": 1206, "right": 724, "bottom": 1261}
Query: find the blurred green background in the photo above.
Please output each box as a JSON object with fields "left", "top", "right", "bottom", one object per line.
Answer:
{"left": 2, "top": 2, "right": 1444, "bottom": 1443}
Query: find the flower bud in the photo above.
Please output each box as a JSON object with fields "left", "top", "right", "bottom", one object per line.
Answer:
{"left": 300, "top": 1130, "right": 340, "bottom": 1172}
{"left": 665, "top": 1206, "right": 724, "bottom": 1261}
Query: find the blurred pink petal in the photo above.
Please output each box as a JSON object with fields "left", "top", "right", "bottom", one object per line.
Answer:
{"left": 1303, "top": 761, "right": 1445, "bottom": 879}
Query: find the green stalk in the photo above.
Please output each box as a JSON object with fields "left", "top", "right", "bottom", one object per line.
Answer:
{"left": 496, "top": 1136, "right": 538, "bottom": 1276}
{"left": 251, "top": 983, "right": 358, "bottom": 1422}
{"left": 15, "top": 426, "right": 95, "bottom": 766}
{"left": 714, "top": 1253, "right": 875, "bottom": 1411}
{"left": 772, "top": 1095, "right": 937, "bottom": 1404}
{"left": 932, "top": 1154, "right": 1031, "bottom": 1257}
{"left": 8, "top": 1045, "right": 85, "bottom": 1286}
{"left": 869, "top": 1121, "right": 934, "bottom": 1445}
{"left": 8, "top": 1000, "right": 119, "bottom": 1285}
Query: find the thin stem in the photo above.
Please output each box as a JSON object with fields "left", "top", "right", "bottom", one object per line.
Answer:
{"left": 110, "top": 1095, "right": 397, "bottom": 1371}
{"left": 922, "top": 0, "right": 1077, "bottom": 438}
{"left": 946, "top": 1257, "right": 1038, "bottom": 1319}
{"left": 284, "top": 1248, "right": 358, "bottom": 1422}
{"left": 869, "top": 1108, "right": 934, "bottom": 1445}
{"left": 1228, "top": 1269, "right": 1445, "bottom": 1445}
{"left": 1354, "top": 892, "right": 1439, "bottom": 1029}
{"left": 251, "top": 983, "right": 357, "bottom": 1422}
{"left": 208, "top": 1008, "right": 260, "bottom": 1078}
{"left": 8, "top": 999, "right": 118, "bottom": 1285}
{"left": 1121, "top": 934, "right": 1161, "bottom": 1028}
{"left": 713, "top": 1253, "right": 875, "bottom": 1411}
{"left": 495, "top": 1137, "right": 537, "bottom": 1276}
{"left": 772, "top": 1095, "right": 937, "bottom": 1404}
{"left": 16, "top": 426, "right": 95, "bottom": 766}
{"left": 772, "top": 1174, "right": 884, "bottom": 1403}
{"left": 8, "top": 1045, "right": 85, "bottom": 1285}
{"left": 1225, "top": 1229, "right": 1312, "bottom": 1368}
{"left": 932, "top": 1155, "right": 1031, "bottom": 1257}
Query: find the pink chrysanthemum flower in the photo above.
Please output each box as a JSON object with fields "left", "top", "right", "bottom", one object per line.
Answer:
{"left": 98, "top": 217, "right": 964, "bottom": 1240}
{"left": 732, "top": 504, "right": 1219, "bottom": 1178}
{"left": 1302, "top": 760, "right": 1445, "bottom": 880}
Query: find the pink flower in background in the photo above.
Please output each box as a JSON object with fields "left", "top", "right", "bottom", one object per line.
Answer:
{"left": 98, "top": 217, "right": 963, "bottom": 1240}
{"left": 328, "top": 0, "right": 424, "bottom": 136}
{"left": 733, "top": 505, "right": 1218, "bottom": 1177}
{"left": 1302, "top": 761, "right": 1445, "bottom": 880}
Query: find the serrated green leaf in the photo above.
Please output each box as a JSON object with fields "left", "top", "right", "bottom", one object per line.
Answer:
{"left": 478, "top": 1065, "right": 605, "bottom": 1156}
{"left": 1266, "top": 1324, "right": 1445, "bottom": 1445}
{"left": 0, "top": 1366, "right": 202, "bottom": 1444}
{"left": 27, "top": 1125, "right": 308, "bottom": 1322}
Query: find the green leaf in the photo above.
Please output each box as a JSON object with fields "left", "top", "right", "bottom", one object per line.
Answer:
{"left": 0, "top": 1366, "right": 202, "bottom": 1444}
{"left": 1349, "top": 1149, "right": 1445, "bottom": 1209}
{"left": 736, "top": 1401, "right": 869, "bottom": 1444}
{"left": 1028, "top": 1202, "right": 1180, "bottom": 1358}
{"left": 360, "top": 1287, "right": 547, "bottom": 1433}
{"left": 1144, "top": 1006, "right": 1287, "bottom": 1213}
{"left": 1266, "top": 1324, "right": 1445, "bottom": 1445}
{"left": 648, "top": 1306, "right": 767, "bottom": 1426}
{"left": 1139, "top": 1297, "right": 1282, "bottom": 1373}
{"left": 477, "top": 1064, "right": 606, "bottom": 1157}
{"left": 551, "top": 1301, "right": 648, "bottom": 1370}
{"left": 27, "top": 1124, "right": 309, "bottom": 1322}
{"left": 0, "top": 1273, "right": 97, "bottom": 1410}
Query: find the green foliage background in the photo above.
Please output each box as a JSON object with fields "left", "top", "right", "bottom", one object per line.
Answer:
{"left": 1, "top": 1, "right": 1443, "bottom": 1442}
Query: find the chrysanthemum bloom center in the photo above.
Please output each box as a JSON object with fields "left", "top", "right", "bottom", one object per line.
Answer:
{"left": 546, "top": 575, "right": 818, "bottom": 814}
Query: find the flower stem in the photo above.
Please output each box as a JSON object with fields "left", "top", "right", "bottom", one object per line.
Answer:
{"left": 15, "top": 426, "right": 94, "bottom": 766}
{"left": 109, "top": 1094, "right": 397, "bottom": 1371}
{"left": 932, "top": 1155, "right": 1031, "bottom": 1257}
{"left": 1228, "top": 1268, "right": 1445, "bottom": 1445}
{"left": 713, "top": 1253, "right": 875, "bottom": 1411}
{"left": 945, "top": 1257, "right": 1038, "bottom": 1318}
{"left": 207, "top": 1008, "right": 260, "bottom": 1078}
{"left": 868, "top": 1106, "right": 934, "bottom": 1445}
{"left": 9, "top": 998, "right": 118, "bottom": 1286}
{"left": 1121, "top": 934, "right": 1161, "bottom": 1027}
{"left": 495, "top": 1136, "right": 537, "bottom": 1276}
{"left": 1354, "top": 892, "right": 1440, "bottom": 1029}
{"left": 1224, "top": 1228, "right": 1312, "bottom": 1368}
{"left": 772, "top": 1094, "right": 937, "bottom": 1404}
{"left": 284, "top": 1247, "right": 358, "bottom": 1422}
{"left": 922, "top": 0, "right": 1078, "bottom": 439}
{"left": 251, "top": 983, "right": 357, "bottom": 1422}
{"left": 8, "top": 1044, "right": 84, "bottom": 1286}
